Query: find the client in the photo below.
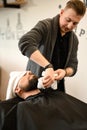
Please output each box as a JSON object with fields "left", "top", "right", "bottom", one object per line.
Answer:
{"left": 1, "top": 70, "right": 58, "bottom": 130}
{"left": 6, "top": 70, "right": 57, "bottom": 100}
{"left": 0, "top": 71, "right": 87, "bottom": 130}
{"left": 15, "top": 71, "right": 87, "bottom": 130}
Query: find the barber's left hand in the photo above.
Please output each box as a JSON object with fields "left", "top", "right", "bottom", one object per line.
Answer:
{"left": 54, "top": 69, "right": 66, "bottom": 81}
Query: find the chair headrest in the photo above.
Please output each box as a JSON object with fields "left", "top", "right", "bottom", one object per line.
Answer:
{"left": 6, "top": 71, "right": 26, "bottom": 100}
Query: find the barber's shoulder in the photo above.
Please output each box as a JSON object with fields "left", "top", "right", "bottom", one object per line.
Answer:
{"left": 74, "top": 31, "right": 79, "bottom": 43}
{"left": 70, "top": 31, "right": 79, "bottom": 43}
{"left": 39, "top": 17, "right": 53, "bottom": 27}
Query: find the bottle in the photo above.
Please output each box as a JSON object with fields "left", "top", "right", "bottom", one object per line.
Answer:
{"left": 5, "top": 18, "right": 12, "bottom": 40}
{"left": 16, "top": 13, "right": 24, "bottom": 40}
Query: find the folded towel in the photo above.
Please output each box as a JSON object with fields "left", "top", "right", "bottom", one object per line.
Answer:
{"left": 6, "top": 71, "right": 26, "bottom": 100}
{"left": 37, "top": 71, "right": 58, "bottom": 90}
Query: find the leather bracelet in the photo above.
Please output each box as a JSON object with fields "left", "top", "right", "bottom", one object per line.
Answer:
{"left": 44, "top": 63, "right": 53, "bottom": 70}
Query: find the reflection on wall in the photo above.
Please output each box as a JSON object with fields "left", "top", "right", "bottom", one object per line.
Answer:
{"left": 0, "top": 13, "right": 25, "bottom": 40}
{"left": 16, "top": 13, "right": 24, "bottom": 39}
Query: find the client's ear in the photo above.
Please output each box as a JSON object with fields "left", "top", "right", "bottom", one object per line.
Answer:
{"left": 14, "top": 86, "right": 22, "bottom": 94}
{"left": 14, "top": 86, "right": 25, "bottom": 99}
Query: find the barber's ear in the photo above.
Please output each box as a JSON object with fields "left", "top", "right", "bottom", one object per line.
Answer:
{"left": 60, "top": 9, "right": 64, "bottom": 15}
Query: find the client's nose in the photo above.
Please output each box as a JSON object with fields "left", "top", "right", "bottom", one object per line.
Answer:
{"left": 26, "top": 71, "right": 32, "bottom": 75}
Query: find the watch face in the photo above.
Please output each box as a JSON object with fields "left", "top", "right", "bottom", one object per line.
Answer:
{"left": 83, "top": 0, "right": 87, "bottom": 7}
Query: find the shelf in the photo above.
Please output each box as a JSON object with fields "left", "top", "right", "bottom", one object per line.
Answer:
{"left": 0, "top": 0, "right": 27, "bottom": 8}
{"left": 7, "top": 0, "right": 26, "bottom": 5}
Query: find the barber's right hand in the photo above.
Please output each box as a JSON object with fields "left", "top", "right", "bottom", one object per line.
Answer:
{"left": 42, "top": 68, "right": 55, "bottom": 88}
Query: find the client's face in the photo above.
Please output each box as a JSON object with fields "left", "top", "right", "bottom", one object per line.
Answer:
{"left": 18, "top": 71, "right": 38, "bottom": 92}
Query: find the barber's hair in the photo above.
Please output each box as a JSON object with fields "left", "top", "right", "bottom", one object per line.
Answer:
{"left": 65, "top": 0, "right": 86, "bottom": 16}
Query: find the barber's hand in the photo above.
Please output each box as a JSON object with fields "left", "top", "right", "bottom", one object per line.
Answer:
{"left": 42, "top": 68, "right": 55, "bottom": 88}
{"left": 54, "top": 69, "right": 66, "bottom": 81}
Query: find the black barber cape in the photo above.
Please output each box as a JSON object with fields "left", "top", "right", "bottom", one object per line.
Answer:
{"left": 0, "top": 97, "right": 24, "bottom": 130}
{"left": 17, "top": 89, "right": 87, "bottom": 130}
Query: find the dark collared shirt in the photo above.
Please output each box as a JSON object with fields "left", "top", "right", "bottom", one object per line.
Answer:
{"left": 52, "top": 29, "right": 70, "bottom": 70}
{"left": 51, "top": 24, "right": 70, "bottom": 92}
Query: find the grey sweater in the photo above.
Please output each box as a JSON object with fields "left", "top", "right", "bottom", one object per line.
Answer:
{"left": 18, "top": 15, "right": 79, "bottom": 77}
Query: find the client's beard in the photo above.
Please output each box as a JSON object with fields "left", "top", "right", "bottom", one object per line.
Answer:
{"left": 22, "top": 75, "right": 38, "bottom": 92}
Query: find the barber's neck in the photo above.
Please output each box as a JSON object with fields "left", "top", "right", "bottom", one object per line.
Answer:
{"left": 21, "top": 89, "right": 41, "bottom": 99}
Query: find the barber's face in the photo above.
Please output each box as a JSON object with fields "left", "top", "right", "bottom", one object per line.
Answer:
{"left": 18, "top": 71, "right": 38, "bottom": 91}
{"left": 59, "top": 8, "right": 83, "bottom": 35}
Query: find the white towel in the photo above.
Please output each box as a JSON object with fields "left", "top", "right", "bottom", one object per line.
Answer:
{"left": 6, "top": 71, "right": 26, "bottom": 100}
{"left": 37, "top": 71, "right": 58, "bottom": 90}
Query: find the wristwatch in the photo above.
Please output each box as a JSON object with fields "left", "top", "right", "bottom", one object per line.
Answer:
{"left": 44, "top": 63, "right": 53, "bottom": 70}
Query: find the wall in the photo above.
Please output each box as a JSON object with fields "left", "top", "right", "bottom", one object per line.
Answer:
{"left": 0, "top": 0, "right": 87, "bottom": 103}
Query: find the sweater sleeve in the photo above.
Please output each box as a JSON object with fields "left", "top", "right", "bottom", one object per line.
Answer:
{"left": 66, "top": 32, "right": 79, "bottom": 76}
{"left": 18, "top": 20, "right": 48, "bottom": 58}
